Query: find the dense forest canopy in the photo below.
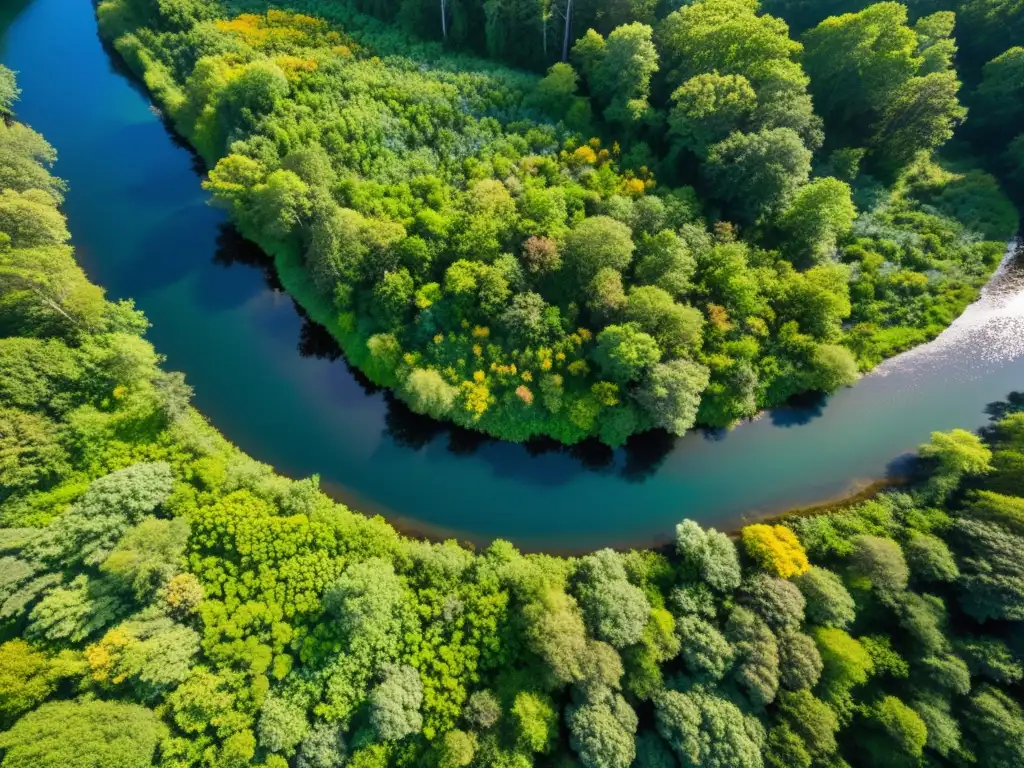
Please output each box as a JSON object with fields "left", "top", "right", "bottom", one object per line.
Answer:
{"left": 93, "top": 0, "right": 1019, "bottom": 446}
{"left": 1, "top": 61, "right": 1024, "bottom": 768}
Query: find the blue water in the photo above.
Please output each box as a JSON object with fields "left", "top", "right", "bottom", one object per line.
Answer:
{"left": 2, "top": 0, "right": 1022, "bottom": 551}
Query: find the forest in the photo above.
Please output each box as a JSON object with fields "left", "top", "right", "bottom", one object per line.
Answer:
{"left": 1, "top": 62, "right": 1024, "bottom": 768}
{"left": 92, "top": 0, "right": 1021, "bottom": 445}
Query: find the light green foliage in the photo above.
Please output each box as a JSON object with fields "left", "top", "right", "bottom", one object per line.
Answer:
{"left": 464, "top": 689, "right": 501, "bottom": 730}
{"left": 803, "top": 3, "right": 922, "bottom": 125}
{"left": 0, "top": 189, "right": 70, "bottom": 249}
{"left": 738, "top": 573, "right": 805, "bottom": 633}
{"left": 726, "top": 605, "right": 780, "bottom": 709}
{"left": 296, "top": 722, "right": 346, "bottom": 768}
{"left": 904, "top": 532, "right": 959, "bottom": 583}
{"left": 871, "top": 70, "right": 967, "bottom": 170}
{"left": 511, "top": 690, "right": 558, "bottom": 754}
{"left": 565, "top": 216, "right": 636, "bottom": 280}
{"left": 369, "top": 664, "right": 423, "bottom": 741}
{"left": 778, "top": 631, "right": 823, "bottom": 691}
{"left": 594, "top": 324, "right": 662, "bottom": 383}
{"left": 101, "top": 516, "right": 189, "bottom": 602}
{"left": 258, "top": 692, "right": 310, "bottom": 754}
{"left": 0, "top": 407, "right": 68, "bottom": 498}
{"left": 848, "top": 535, "right": 909, "bottom": 594}
{"left": 403, "top": 368, "right": 458, "bottom": 419}
{"left": 3, "top": 33, "right": 1024, "bottom": 768}
{"left": 776, "top": 690, "right": 838, "bottom": 760}
{"left": 674, "top": 519, "right": 741, "bottom": 592}
{"left": 636, "top": 359, "right": 710, "bottom": 435}
{"left": 574, "top": 549, "right": 651, "bottom": 648}
{"left": 574, "top": 23, "right": 659, "bottom": 128}
{"left": 668, "top": 73, "right": 757, "bottom": 156}
{"left": 793, "top": 567, "right": 855, "bottom": 628}
{"left": 566, "top": 693, "right": 638, "bottom": 768}
{"left": 437, "top": 729, "right": 476, "bottom": 768}
{"left": 654, "top": 688, "right": 763, "bottom": 768}
{"left": 778, "top": 178, "right": 856, "bottom": 265}
{"left": 27, "top": 574, "right": 124, "bottom": 643}
{"left": 0, "top": 699, "right": 166, "bottom": 768}
{"left": 0, "top": 64, "right": 19, "bottom": 118}
{"left": 31, "top": 461, "right": 173, "bottom": 568}
{"left": 962, "top": 685, "right": 1024, "bottom": 768}
{"left": 814, "top": 627, "right": 873, "bottom": 703}
{"left": 85, "top": 0, "right": 1014, "bottom": 451}
{"left": 866, "top": 696, "right": 928, "bottom": 764}
{"left": 676, "top": 614, "right": 733, "bottom": 680}
{"left": 920, "top": 428, "right": 993, "bottom": 476}
{"left": 624, "top": 286, "right": 703, "bottom": 357}
{"left": 0, "top": 640, "right": 85, "bottom": 727}
{"left": 86, "top": 613, "right": 200, "bottom": 701}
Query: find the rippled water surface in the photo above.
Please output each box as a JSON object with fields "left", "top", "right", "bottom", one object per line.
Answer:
{"left": 2, "top": 0, "right": 1022, "bottom": 550}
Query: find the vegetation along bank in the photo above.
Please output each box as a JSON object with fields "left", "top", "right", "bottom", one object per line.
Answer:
{"left": 1, "top": 62, "right": 1024, "bottom": 767}
{"left": 95, "top": 0, "right": 1020, "bottom": 446}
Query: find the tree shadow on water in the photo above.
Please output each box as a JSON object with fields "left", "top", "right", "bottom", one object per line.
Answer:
{"left": 984, "top": 391, "right": 1024, "bottom": 422}
{"left": 622, "top": 429, "right": 676, "bottom": 482}
{"left": 769, "top": 391, "right": 829, "bottom": 427}
{"left": 213, "top": 224, "right": 283, "bottom": 292}
{"left": 378, "top": 393, "right": 673, "bottom": 483}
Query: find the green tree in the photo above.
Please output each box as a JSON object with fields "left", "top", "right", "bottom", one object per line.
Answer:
{"left": 511, "top": 691, "right": 557, "bottom": 754}
{"left": 258, "top": 694, "right": 309, "bottom": 757}
{"left": 919, "top": 429, "right": 993, "bottom": 477}
{"left": 636, "top": 359, "right": 710, "bottom": 435}
{"left": 564, "top": 216, "right": 635, "bottom": 280}
{"left": 871, "top": 71, "right": 966, "bottom": 171}
{"left": 814, "top": 627, "right": 873, "bottom": 703}
{"left": 904, "top": 532, "right": 958, "bottom": 583}
{"left": 739, "top": 573, "right": 805, "bottom": 633}
{"left": 575, "top": 550, "right": 651, "bottom": 649}
{"left": 676, "top": 615, "right": 734, "bottom": 681}
{"left": 576, "top": 23, "right": 660, "bottom": 128}
{"left": 972, "top": 46, "right": 1024, "bottom": 143}
{"left": 848, "top": 535, "right": 909, "bottom": 595}
{"left": 802, "top": 3, "right": 921, "bottom": 126}
{"left": 668, "top": 73, "right": 758, "bottom": 157}
{"left": 0, "top": 699, "right": 166, "bottom": 768}
{"left": 296, "top": 722, "right": 347, "bottom": 768}
{"left": 864, "top": 696, "right": 927, "bottom": 766}
{"left": 793, "top": 567, "right": 855, "bottom": 628}
{"left": 0, "top": 640, "right": 84, "bottom": 728}
{"left": 623, "top": 286, "right": 703, "bottom": 357}
{"left": 403, "top": 368, "right": 458, "bottom": 420}
{"left": 0, "top": 65, "right": 19, "bottom": 118}
{"left": 675, "top": 519, "right": 741, "bottom": 593}
{"left": 704, "top": 128, "right": 812, "bottom": 224}
{"left": 566, "top": 693, "right": 638, "bottom": 768}
{"left": 0, "top": 407, "right": 68, "bottom": 499}
{"left": 778, "top": 178, "right": 856, "bottom": 265}
{"left": 654, "top": 688, "right": 763, "bottom": 768}
{"left": 369, "top": 664, "right": 423, "bottom": 741}
{"left": 962, "top": 685, "right": 1024, "bottom": 768}
{"left": 593, "top": 323, "right": 662, "bottom": 383}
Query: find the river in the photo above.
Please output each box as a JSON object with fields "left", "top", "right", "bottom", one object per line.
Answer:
{"left": 2, "top": 0, "right": 1022, "bottom": 552}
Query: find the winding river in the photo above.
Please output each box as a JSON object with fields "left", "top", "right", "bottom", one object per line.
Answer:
{"left": 2, "top": 0, "right": 1023, "bottom": 551}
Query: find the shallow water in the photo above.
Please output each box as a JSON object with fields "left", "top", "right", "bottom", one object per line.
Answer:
{"left": 2, "top": 0, "right": 1021, "bottom": 551}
